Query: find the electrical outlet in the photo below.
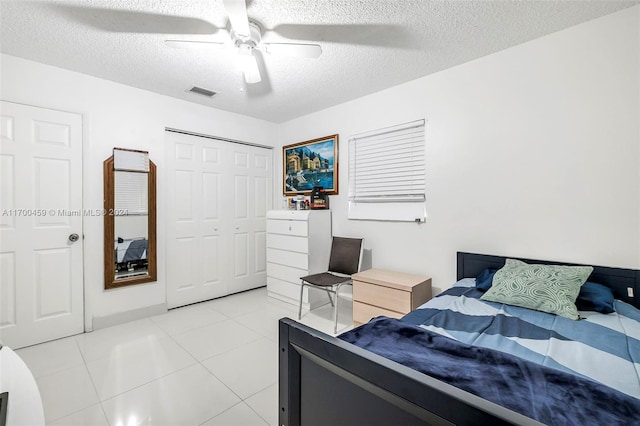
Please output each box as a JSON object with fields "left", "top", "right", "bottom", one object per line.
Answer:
{"left": 628, "top": 287, "right": 634, "bottom": 298}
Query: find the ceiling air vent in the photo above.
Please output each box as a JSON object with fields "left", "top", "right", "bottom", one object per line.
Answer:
{"left": 187, "top": 86, "right": 217, "bottom": 98}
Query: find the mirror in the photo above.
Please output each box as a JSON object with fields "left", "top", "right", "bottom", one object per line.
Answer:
{"left": 104, "top": 148, "right": 157, "bottom": 289}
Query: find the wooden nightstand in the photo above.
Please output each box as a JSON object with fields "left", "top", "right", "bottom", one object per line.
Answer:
{"left": 352, "top": 269, "right": 432, "bottom": 326}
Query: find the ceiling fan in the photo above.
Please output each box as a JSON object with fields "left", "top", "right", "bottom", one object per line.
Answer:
{"left": 165, "top": 0, "right": 322, "bottom": 85}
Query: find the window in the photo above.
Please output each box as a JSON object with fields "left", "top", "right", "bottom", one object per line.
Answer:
{"left": 348, "top": 119, "right": 426, "bottom": 222}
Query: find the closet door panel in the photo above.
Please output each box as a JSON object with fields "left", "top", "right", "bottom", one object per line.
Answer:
{"left": 234, "top": 175, "right": 249, "bottom": 219}
{"left": 254, "top": 176, "right": 268, "bottom": 218}
{"left": 254, "top": 231, "right": 267, "bottom": 274}
{"left": 229, "top": 143, "right": 271, "bottom": 293}
{"left": 202, "top": 234, "right": 224, "bottom": 299}
{"left": 201, "top": 144, "right": 225, "bottom": 298}
{"left": 166, "top": 131, "right": 271, "bottom": 307}
{"left": 234, "top": 232, "right": 249, "bottom": 278}
{"left": 171, "top": 237, "right": 197, "bottom": 291}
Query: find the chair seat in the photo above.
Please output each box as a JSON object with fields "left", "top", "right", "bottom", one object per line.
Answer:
{"left": 301, "top": 272, "right": 350, "bottom": 287}
{"left": 298, "top": 236, "right": 364, "bottom": 334}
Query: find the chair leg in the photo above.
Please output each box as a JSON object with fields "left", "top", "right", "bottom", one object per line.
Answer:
{"left": 333, "top": 284, "right": 341, "bottom": 334}
{"left": 326, "top": 290, "right": 335, "bottom": 307}
{"left": 298, "top": 281, "right": 305, "bottom": 320}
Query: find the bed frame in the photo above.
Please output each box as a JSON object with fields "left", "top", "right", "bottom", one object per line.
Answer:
{"left": 279, "top": 251, "right": 640, "bottom": 426}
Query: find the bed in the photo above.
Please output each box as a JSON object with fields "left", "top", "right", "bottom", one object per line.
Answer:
{"left": 114, "top": 237, "right": 148, "bottom": 278}
{"left": 278, "top": 252, "right": 640, "bottom": 425}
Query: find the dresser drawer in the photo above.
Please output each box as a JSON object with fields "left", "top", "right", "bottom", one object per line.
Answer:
{"left": 266, "top": 219, "right": 308, "bottom": 237}
{"left": 267, "top": 248, "right": 308, "bottom": 270}
{"left": 266, "top": 276, "right": 301, "bottom": 301}
{"left": 267, "top": 262, "right": 307, "bottom": 284}
{"left": 353, "top": 280, "right": 411, "bottom": 313}
{"left": 266, "top": 234, "right": 308, "bottom": 254}
{"left": 266, "top": 210, "right": 331, "bottom": 309}
{"left": 353, "top": 301, "right": 404, "bottom": 325}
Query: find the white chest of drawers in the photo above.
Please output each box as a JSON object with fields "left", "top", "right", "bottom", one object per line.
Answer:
{"left": 266, "top": 210, "right": 332, "bottom": 308}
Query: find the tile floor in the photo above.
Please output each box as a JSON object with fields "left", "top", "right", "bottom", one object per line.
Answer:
{"left": 16, "top": 287, "right": 354, "bottom": 426}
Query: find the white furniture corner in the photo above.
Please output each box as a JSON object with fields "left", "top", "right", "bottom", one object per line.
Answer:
{"left": 266, "top": 210, "right": 332, "bottom": 309}
{"left": 0, "top": 345, "right": 45, "bottom": 425}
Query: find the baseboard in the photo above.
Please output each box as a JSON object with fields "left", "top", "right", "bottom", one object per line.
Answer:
{"left": 91, "top": 303, "right": 167, "bottom": 331}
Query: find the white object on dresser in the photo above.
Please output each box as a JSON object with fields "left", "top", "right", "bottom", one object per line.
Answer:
{"left": 266, "top": 210, "right": 332, "bottom": 308}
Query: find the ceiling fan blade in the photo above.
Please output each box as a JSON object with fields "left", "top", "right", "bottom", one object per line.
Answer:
{"left": 262, "top": 43, "right": 322, "bottom": 59}
{"left": 165, "top": 40, "right": 226, "bottom": 50}
{"left": 222, "top": 0, "right": 251, "bottom": 37}
{"left": 272, "top": 24, "right": 413, "bottom": 47}
{"left": 47, "top": 5, "right": 219, "bottom": 34}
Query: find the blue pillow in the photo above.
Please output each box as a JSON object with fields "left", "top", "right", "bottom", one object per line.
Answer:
{"left": 475, "top": 268, "right": 498, "bottom": 292}
{"left": 576, "top": 281, "right": 615, "bottom": 314}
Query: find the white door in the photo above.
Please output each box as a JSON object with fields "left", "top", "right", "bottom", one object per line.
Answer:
{"left": 166, "top": 131, "right": 271, "bottom": 308}
{"left": 229, "top": 142, "right": 271, "bottom": 293}
{"left": 166, "top": 131, "right": 227, "bottom": 308}
{"left": 0, "top": 101, "right": 84, "bottom": 349}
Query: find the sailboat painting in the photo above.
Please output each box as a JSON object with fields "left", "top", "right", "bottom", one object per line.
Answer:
{"left": 283, "top": 134, "right": 338, "bottom": 195}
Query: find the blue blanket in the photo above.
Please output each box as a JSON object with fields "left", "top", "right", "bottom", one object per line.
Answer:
{"left": 404, "top": 286, "right": 640, "bottom": 399}
{"left": 339, "top": 317, "right": 640, "bottom": 425}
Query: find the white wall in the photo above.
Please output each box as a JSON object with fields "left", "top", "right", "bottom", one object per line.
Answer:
{"left": 0, "top": 54, "right": 278, "bottom": 329}
{"left": 2, "top": 5, "right": 638, "bottom": 325}
{"left": 276, "top": 6, "right": 640, "bottom": 294}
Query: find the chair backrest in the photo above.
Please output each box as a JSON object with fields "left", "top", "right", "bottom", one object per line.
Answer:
{"left": 327, "top": 237, "right": 363, "bottom": 276}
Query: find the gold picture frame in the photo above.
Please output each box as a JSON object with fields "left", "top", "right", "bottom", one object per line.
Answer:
{"left": 283, "top": 134, "right": 338, "bottom": 195}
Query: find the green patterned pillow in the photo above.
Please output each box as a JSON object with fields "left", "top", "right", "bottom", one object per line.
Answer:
{"left": 480, "top": 259, "right": 593, "bottom": 320}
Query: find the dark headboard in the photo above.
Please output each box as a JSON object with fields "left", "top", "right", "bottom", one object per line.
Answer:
{"left": 457, "top": 252, "right": 640, "bottom": 309}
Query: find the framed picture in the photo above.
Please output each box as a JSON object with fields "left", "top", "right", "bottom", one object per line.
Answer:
{"left": 283, "top": 134, "right": 339, "bottom": 195}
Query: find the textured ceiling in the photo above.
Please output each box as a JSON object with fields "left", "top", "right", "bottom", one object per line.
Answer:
{"left": 1, "top": 0, "right": 638, "bottom": 123}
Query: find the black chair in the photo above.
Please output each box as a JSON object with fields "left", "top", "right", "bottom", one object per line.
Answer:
{"left": 298, "top": 236, "right": 364, "bottom": 333}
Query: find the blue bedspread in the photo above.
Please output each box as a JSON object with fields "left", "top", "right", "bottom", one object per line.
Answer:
{"left": 403, "top": 286, "right": 640, "bottom": 399}
{"left": 340, "top": 316, "right": 640, "bottom": 425}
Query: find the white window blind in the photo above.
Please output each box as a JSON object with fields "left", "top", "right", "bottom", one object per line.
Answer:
{"left": 113, "top": 148, "right": 149, "bottom": 172}
{"left": 115, "top": 171, "right": 148, "bottom": 215}
{"left": 348, "top": 119, "right": 426, "bottom": 222}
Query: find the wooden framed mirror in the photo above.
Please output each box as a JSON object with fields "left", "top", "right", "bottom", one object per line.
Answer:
{"left": 104, "top": 148, "right": 157, "bottom": 289}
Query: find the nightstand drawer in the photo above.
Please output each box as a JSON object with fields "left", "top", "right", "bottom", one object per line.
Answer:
{"left": 353, "top": 301, "right": 404, "bottom": 325}
{"left": 353, "top": 280, "right": 411, "bottom": 313}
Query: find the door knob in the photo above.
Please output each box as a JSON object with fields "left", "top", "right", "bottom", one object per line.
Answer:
{"left": 68, "top": 233, "right": 80, "bottom": 242}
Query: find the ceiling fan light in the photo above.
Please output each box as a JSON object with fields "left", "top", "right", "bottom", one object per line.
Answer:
{"left": 237, "top": 47, "right": 261, "bottom": 84}
{"left": 243, "top": 62, "right": 261, "bottom": 84}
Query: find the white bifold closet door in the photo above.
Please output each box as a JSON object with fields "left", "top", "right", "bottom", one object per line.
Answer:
{"left": 165, "top": 130, "right": 272, "bottom": 309}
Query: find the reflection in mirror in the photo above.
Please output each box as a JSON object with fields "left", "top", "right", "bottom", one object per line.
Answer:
{"left": 114, "top": 171, "right": 148, "bottom": 279}
{"left": 104, "top": 148, "right": 156, "bottom": 289}
{"left": 114, "top": 214, "right": 148, "bottom": 279}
